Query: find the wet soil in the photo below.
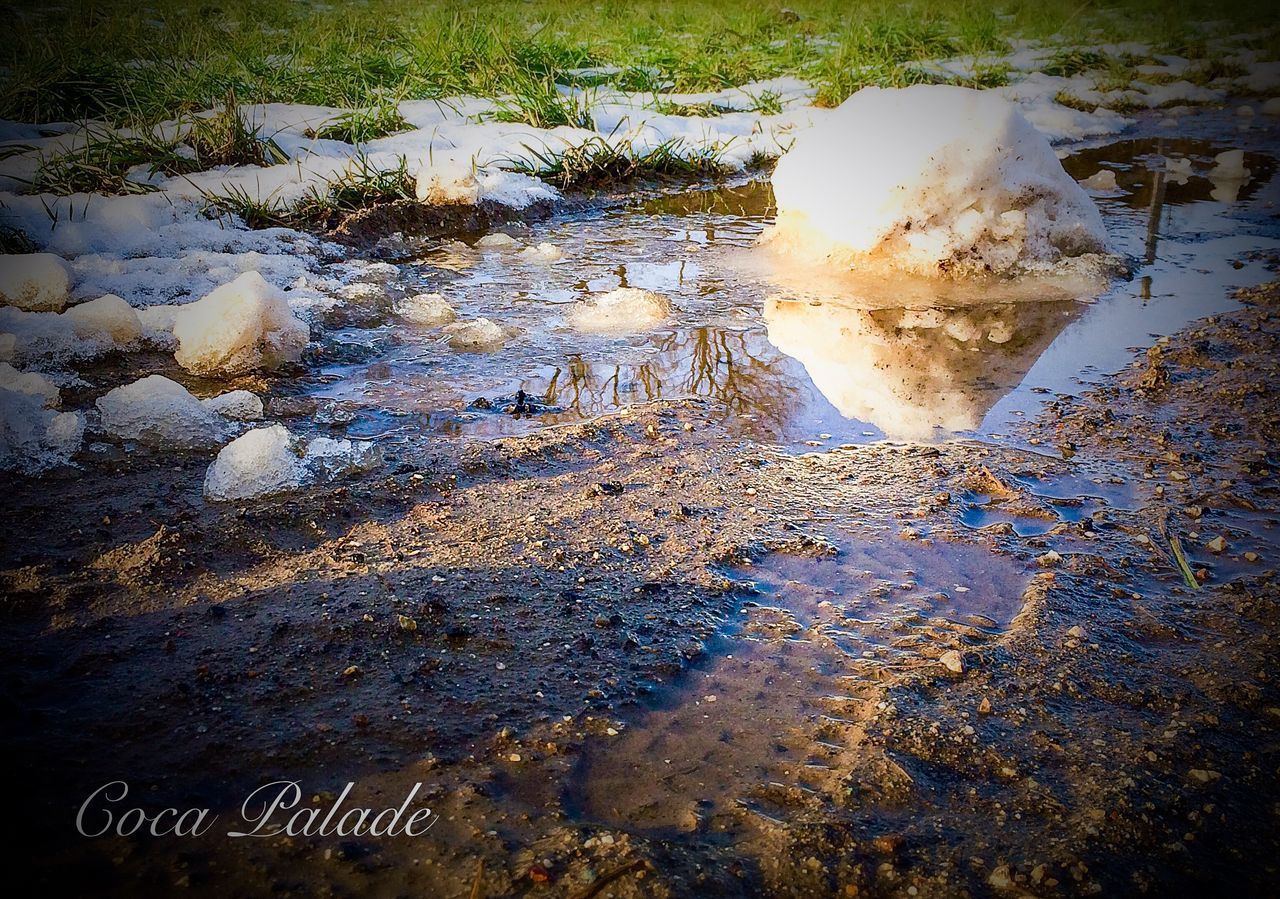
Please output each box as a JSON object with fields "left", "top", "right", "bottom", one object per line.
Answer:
{"left": 2, "top": 112, "right": 1280, "bottom": 898}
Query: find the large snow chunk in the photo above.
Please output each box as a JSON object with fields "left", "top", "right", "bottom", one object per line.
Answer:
{"left": 766, "top": 85, "right": 1108, "bottom": 277}
{"left": 0, "top": 253, "right": 72, "bottom": 311}
{"left": 569, "top": 288, "right": 672, "bottom": 333}
{"left": 96, "top": 375, "right": 231, "bottom": 449}
{"left": 203, "top": 425, "right": 303, "bottom": 501}
{"left": 172, "top": 272, "right": 309, "bottom": 376}
{"left": 203, "top": 424, "right": 380, "bottom": 502}
{"left": 0, "top": 388, "right": 83, "bottom": 473}
{"left": 64, "top": 295, "right": 144, "bottom": 344}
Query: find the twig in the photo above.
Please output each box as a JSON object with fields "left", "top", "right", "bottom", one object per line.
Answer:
{"left": 570, "top": 858, "right": 652, "bottom": 899}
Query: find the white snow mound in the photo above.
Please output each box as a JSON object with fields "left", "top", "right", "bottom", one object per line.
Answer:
{"left": 0, "top": 363, "right": 60, "bottom": 407}
{"left": 569, "top": 288, "right": 672, "bottom": 333}
{"left": 202, "top": 389, "right": 264, "bottom": 421}
{"left": 203, "top": 424, "right": 380, "bottom": 502}
{"left": 96, "top": 375, "right": 231, "bottom": 449}
{"left": 172, "top": 271, "right": 309, "bottom": 377}
{"left": 0, "top": 253, "right": 72, "bottom": 311}
{"left": 765, "top": 85, "right": 1108, "bottom": 277}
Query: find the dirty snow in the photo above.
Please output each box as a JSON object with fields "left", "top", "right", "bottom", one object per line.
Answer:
{"left": 765, "top": 86, "right": 1108, "bottom": 277}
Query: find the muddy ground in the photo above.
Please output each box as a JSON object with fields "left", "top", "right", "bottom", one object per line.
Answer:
{"left": 2, "top": 259, "right": 1279, "bottom": 897}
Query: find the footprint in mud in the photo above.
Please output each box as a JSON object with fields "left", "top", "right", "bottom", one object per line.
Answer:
{"left": 565, "top": 538, "right": 1029, "bottom": 834}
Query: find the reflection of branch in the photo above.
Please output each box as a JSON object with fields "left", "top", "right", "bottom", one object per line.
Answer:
{"left": 1145, "top": 137, "right": 1167, "bottom": 265}
{"left": 532, "top": 328, "right": 803, "bottom": 430}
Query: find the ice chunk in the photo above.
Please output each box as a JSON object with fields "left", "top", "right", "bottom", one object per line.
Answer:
{"left": 304, "top": 436, "right": 382, "bottom": 480}
{"left": 0, "top": 253, "right": 72, "bottom": 311}
{"left": 519, "top": 242, "right": 564, "bottom": 262}
{"left": 0, "top": 388, "right": 83, "bottom": 473}
{"left": 443, "top": 318, "right": 506, "bottom": 350}
{"left": 0, "top": 363, "right": 60, "bottom": 407}
{"left": 203, "top": 424, "right": 380, "bottom": 501}
{"left": 96, "top": 375, "right": 231, "bottom": 449}
{"left": 1264, "top": 98, "right": 1280, "bottom": 116}
{"left": 203, "top": 425, "right": 305, "bottom": 501}
{"left": 1212, "top": 149, "right": 1248, "bottom": 180}
{"left": 766, "top": 85, "right": 1108, "bottom": 277}
{"left": 569, "top": 288, "right": 672, "bottom": 333}
{"left": 1080, "top": 169, "right": 1118, "bottom": 191}
{"left": 172, "top": 271, "right": 309, "bottom": 377}
{"left": 395, "top": 292, "right": 457, "bottom": 326}
{"left": 475, "top": 233, "right": 519, "bottom": 249}
{"left": 202, "top": 390, "right": 264, "bottom": 421}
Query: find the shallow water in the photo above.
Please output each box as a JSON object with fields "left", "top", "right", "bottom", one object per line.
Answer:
{"left": 564, "top": 539, "right": 1030, "bottom": 832}
{"left": 304, "top": 112, "right": 1280, "bottom": 451}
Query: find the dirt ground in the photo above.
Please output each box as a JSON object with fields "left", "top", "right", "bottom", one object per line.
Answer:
{"left": 2, "top": 257, "right": 1279, "bottom": 897}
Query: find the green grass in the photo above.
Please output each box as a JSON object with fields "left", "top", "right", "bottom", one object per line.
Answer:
{"left": 201, "top": 152, "right": 417, "bottom": 229}
{"left": 1, "top": 1, "right": 1275, "bottom": 128}
{"left": 306, "top": 101, "right": 412, "bottom": 143}
{"left": 504, "top": 134, "right": 733, "bottom": 190}
{"left": 492, "top": 78, "right": 595, "bottom": 129}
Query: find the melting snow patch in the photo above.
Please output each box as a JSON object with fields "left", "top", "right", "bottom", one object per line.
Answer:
{"left": 0, "top": 387, "right": 83, "bottom": 474}
{"left": 475, "top": 232, "right": 520, "bottom": 249}
{"left": 569, "top": 288, "right": 672, "bottom": 333}
{"left": 443, "top": 318, "right": 507, "bottom": 350}
{"left": 172, "top": 271, "right": 309, "bottom": 377}
{"left": 96, "top": 375, "right": 231, "bottom": 449}
{"left": 395, "top": 292, "right": 457, "bottom": 326}
{"left": 519, "top": 242, "right": 564, "bottom": 262}
{"left": 765, "top": 85, "right": 1108, "bottom": 277}
{"left": 0, "top": 294, "right": 145, "bottom": 364}
{"left": 0, "top": 253, "right": 72, "bottom": 311}
{"left": 0, "top": 363, "right": 61, "bottom": 407}
{"left": 202, "top": 424, "right": 380, "bottom": 502}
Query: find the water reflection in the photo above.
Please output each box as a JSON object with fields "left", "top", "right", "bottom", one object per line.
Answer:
{"left": 764, "top": 294, "right": 1079, "bottom": 441}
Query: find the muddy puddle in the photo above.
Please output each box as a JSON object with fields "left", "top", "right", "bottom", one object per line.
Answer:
{"left": 302, "top": 112, "right": 1280, "bottom": 453}
{"left": 565, "top": 538, "right": 1030, "bottom": 833}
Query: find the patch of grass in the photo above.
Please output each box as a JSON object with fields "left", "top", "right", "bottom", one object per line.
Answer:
{"left": 32, "top": 130, "right": 191, "bottom": 195}
{"left": 1183, "top": 58, "right": 1250, "bottom": 85}
{"left": 0, "top": 224, "right": 36, "bottom": 254}
{"left": 0, "top": 1, "right": 1276, "bottom": 126}
{"left": 200, "top": 153, "right": 417, "bottom": 230}
{"left": 492, "top": 77, "right": 594, "bottom": 129}
{"left": 307, "top": 101, "right": 412, "bottom": 143}
{"left": 506, "top": 134, "right": 731, "bottom": 190}
{"left": 1040, "top": 49, "right": 1106, "bottom": 78}
{"left": 184, "top": 94, "right": 288, "bottom": 167}
{"left": 748, "top": 89, "right": 784, "bottom": 115}
{"left": 650, "top": 99, "right": 731, "bottom": 117}
{"left": 1053, "top": 90, "right": 1096, "bottom": 113}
